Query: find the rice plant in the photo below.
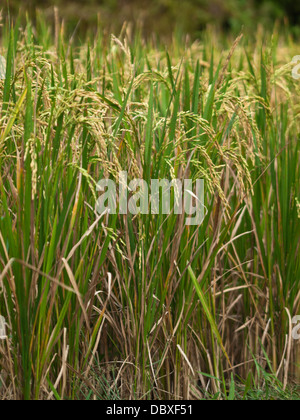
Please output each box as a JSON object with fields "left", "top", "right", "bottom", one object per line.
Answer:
{"left": 0, "top": 11, "right": 299, "bottom": 400}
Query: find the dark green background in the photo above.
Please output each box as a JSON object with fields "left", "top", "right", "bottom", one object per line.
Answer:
{"left": 3, "top": 0, "right": 300, "bottom": 36}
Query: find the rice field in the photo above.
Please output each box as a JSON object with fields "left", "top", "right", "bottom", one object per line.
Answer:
{"left": 0, "top": 12, "right": 300, "bottom": 400}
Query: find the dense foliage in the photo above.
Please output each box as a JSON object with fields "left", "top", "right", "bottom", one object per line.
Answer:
{"left": 3, "top": 0, "right": 300, "bottom": 36}
{"left": 0, "top": 12, "right": 300, "bottom": 399}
